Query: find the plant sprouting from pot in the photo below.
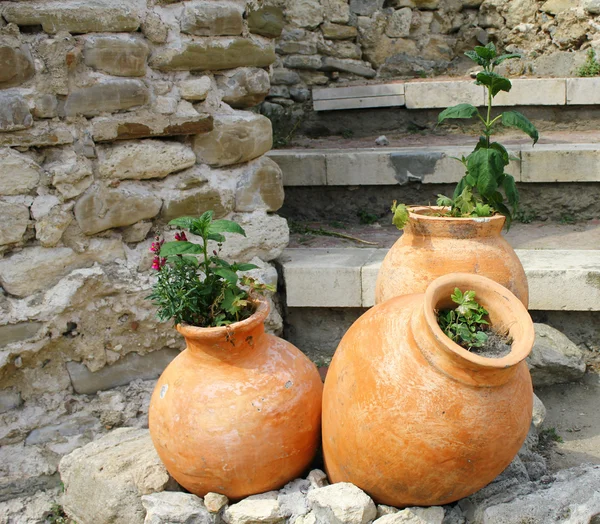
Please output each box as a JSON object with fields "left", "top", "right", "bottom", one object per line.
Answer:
{"left": 392, "top": 43, "right": 539, "bottom": 231}
{"left": 147, "top": 211, "right": 275, "bottom": 328}
{"left": 437, "top": 288, "right": 489, "bottom": 350}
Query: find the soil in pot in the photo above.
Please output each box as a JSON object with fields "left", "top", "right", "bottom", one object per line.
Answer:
{"left": 470, "top": 330, "right": 512, "bottom": 359}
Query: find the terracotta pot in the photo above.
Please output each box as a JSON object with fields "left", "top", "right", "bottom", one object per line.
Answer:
{"left": 375, "top": 206, "right": 529, "bottom": 307}
{"left": 323, "top": 273, "right": 534, "bottom": 507}
{"left": 149, "top": 298, "right": 323, "bottom": 499}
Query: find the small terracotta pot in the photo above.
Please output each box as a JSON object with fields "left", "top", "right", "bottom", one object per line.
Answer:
{"left": 149, "top": 298, "right": 323, "bottom": 500}
{"left": 375, "top": 206, "right": 528, "bottom": 307}
{"left": 323, "top": 273, "right": 534, "bottom": 507}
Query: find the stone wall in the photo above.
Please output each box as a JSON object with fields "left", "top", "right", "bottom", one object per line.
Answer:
{"left": 0, "top": 0, "right": 288, "bottom": 410}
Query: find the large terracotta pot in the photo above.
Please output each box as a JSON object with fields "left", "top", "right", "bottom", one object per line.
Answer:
{"left": 375, "top": 206, "right": 529, "bottom": 307}
{"left": 149, "top": 298, "right": 323, "bottom": 499}
{"left": 323, "top": 273, "right": 534, "bottom": 507}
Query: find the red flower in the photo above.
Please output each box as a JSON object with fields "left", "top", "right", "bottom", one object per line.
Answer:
{"left": 152, "top": 255, "right": 166, "bottom": 271}
{"left": 174, "top": 231, "right": 188, "bottom": 242}
{"left": 150, "top": 236, "right": 164, "bottom": 254}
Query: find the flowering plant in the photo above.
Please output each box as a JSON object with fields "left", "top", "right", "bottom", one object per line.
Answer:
{"left": 147, "top": 211, "right": 274, "bottom": 328}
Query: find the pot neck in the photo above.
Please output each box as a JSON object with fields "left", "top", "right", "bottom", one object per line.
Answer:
{"left": 175, "top": 298, "right": 269, "bottom": 362}
{"left": 405, "top": 206, "right": 505, "bottom": 239}
{"left": 410, "top": 273, "right": 534, "bottom": 387}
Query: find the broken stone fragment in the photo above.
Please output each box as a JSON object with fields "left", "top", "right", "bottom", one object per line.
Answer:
{"left": 0, "top": 93, "right": 33, "bottom": 133}
{"left": 248, "top": 6, "right": 285, "bottom": 38}
{"left": 160, "top": 185, "right": 229, "bottom": 221}
{"left": 0, "top": 148, "right": 42, "bottom": 196}
{"left": 64, "top": 79, "right": 150, "bottom": 117}
{"left": 0, "top": 200, "right": 29, "bottom": 246}
{"left": 179, "top": 76, "right": 212, "bottom": 101}
{"left": 235, "top": 156, "right": 284, "bottom": 212}
{"left": 46, "top": 149, "right": 94, "bottom": 200}
{"left": 0, "top": 122, "right": 74, "bottom": 148}
{"left": 0, "top": 42, "right": 35, "bottom": 89}
{"left": 217, "top": 68, "right": 271, "bottom": 108}
{"left": 180, "top": 1, "right": 244, "bottom": 36}
{"left": 35, "top": 204, "right": 74, "bottom": 247}
{"left": 83, "top": 35, "right": 149, "bottom": 77}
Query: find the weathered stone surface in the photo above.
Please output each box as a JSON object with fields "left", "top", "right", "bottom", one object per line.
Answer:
{"left": 64, "top": 79, "right": 150, "bottom": 117}
{"left": 322, "top": 23, "right": 359, "bottom": 40}
{"left": 74, "top": 183, "right": 162, "bottom": 235}
{"left": 286, "top": 0, "right": 324, "bottom": 29}
{"left": 374, "top": 507, "right": 444, "bottom": 523}
{"left": 0, "top": 240, "right": 123, "bottom": 296}
{"left": 66, "top": 349, "right": 179, "bottom": 395}
{"left": 322, "top": 0, "right": 351, "bottom": 23}
{"left": 283, "top": 54, "right": 323, "bottom": 70}
{"left": 541, "top": 0, "right": 577, "bottom": 14}
{"left": 3, "top": 1, "right": 142, "bottom": 34}
{"left": 0, "top": 122, "right": 73, "bottom": 148}
{"left": 217, "top": 68, "right": 271, "bottom": 108}
{"left": 278, "top": 39, "right": 319, "bottom": 55}
{"left": 84, "top": 35, "right": 149, "bottom": 77}
{"left": 59, "top": 428, "right": 173, "bottom": 524}
{"left": 33, "top": 94, "right": 59, "bottom": 119}
{"left": 98, "top": 140, "right": 196, "bottom": 180}
{"left": 142, "top": 10, "right": 169, "bottom": 44}
{"left": 235, "top": 156, "right": 284, "bottom": 212}
{"left": 121, "top": 221, "right": 152, "bottom": 243}
{"left": 551, "top": 11, "right": 589, "bottom": 50}
{"left": 0, "top": 93, "right": 32, "bottom": 133}
{"left": 307, "top": 483, "right": 377, "bottom": 524}
{"left": 0, "top": 149, "right": 41, "bottom": 196}
{"left": 179, "top": 76, "right": 212, "bottom": 101}
{"left": 532, "top": 393, "right": 546, "bottom": 429}
{"left": 192, "top": 113, "right": 272, "bottom": 167}
{"left": 271, "top": 69, "right": 302, "bottom": 85}
{"left": 386, "top": 7, "right": 412, "bottom": 38}
{"left": 585, "top": 0, "right": 600, "bottom": 14}
{"left": 320, "top": 57, "right": 377, "bottom": 77}
{"left": 350, "top": 0, "right": 385, "bottom": 16}
{"left": 31, "top": 195, "right": 60, "bottom": 220}
{"left": 307, "top": 469, "right": 329, "bottom": 489}
{"left": 205, "top": 492, "right": 229, "bottom": 513}
{"left": 248, "top": 6, "right": 285, "bottom": 38}
{"left": 0, "top": 201, "right": 29, "bottom": 247}
{"left": 181, "top": 1, "right": 244, "bottom": 36}
{"left": 143, "top": 491, "right": 212, "bottom": 524}
{"left": 0, "top": 42, "right": 35, "bottom": 89}
{"left": 46, "top": 149, "right": 94, "bottom": 200}
{"left": 35, "top": 204, "right": 74, "bottom": 247}
{"left": 504, "top": 0, "right": 539, "bottom": 28}
{"left": 318, "top": 40, "right": 362, "bottom": 60}
{"left": 528, "top": 323, "right": 586, "bottom": 386}
{"left": 91, "top": 110, "right": 213, "bottom": 141}
{"left": 224, "top": 491, "right": 283, "bottom": 524}
{"left": 160, "top": 185, "right": 228, "bottom": 221}
{"left": 151, "top": 38, "right": 276, "bottom": 72}
{"left": 0, "top": 323, "right": 42, "bottom": 349}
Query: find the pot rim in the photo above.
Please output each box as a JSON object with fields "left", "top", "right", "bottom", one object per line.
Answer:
{"left": 408, "top": 206, "right": 506, "bottom": 225}
{"left": 423, "top": 272, "right": 534, "bottom": 369}
{"left": 175, "top": 295, "right": 270, "bottom": 341}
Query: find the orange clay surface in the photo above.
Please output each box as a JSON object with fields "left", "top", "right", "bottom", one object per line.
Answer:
{"left": 323, "top": 273, "right": 534, "bottom": 507}
{"left": 376, "top": 207, "right": 529, "bottom": 307}
{"left": 149, "top": 299, "right": 323, "bottom": 500}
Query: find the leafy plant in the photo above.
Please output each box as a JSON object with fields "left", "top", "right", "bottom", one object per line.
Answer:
{"left": 47, "top": 504, "right": 73, "bottom": 524}
{"left": 147, "top": 211, "right": 274, "bottom": 328}
{"left": 437, "top": 288, "right": 490, "bottom": 350}
{"left": 392, "top": 43, "right": 539, "bottom": 231}
{"left": 357, "top": 209, "right": 379, "bottom": 225}
{"left": 577, "top": 49, "right": 600, "bottom": 77}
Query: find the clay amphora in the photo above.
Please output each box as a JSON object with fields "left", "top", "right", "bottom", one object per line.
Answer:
{"left": 323, "top": 273, "right": 534, "bottom": 507}
{"left": 375, "top": 207, "right": 529, "bottom": 307}
{"left": 149, "top": 298, "right": 323, "bottom": 499}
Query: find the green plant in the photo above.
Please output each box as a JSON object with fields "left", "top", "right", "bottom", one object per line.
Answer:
{"left": 515, "top": 209, "right": 538, "bottom": 224}
{"left": 577, "top": 49, "right": 600, "bottom": 77}
{"left": 437, "top": 288, "right": 490, "bottom": 350}
{"left": 560, "top": 213, "right": 576, "bottom": 225}
{"left": 392, "top": 43, "right": 539, "bottom": 230}
{"left": 540, "top": 427, "right": 564, "bottom": 443}
{"left": 341, "top": 129, "right": 354, "bottom": 139}
{"left": 47, "top": 504, "right": 72, "bottom": 524}
{"left": 357, "top": 209, "right": 379, "bottom": 225}
{"left": 147, "top": 211, "right": 274, "bottom": 328}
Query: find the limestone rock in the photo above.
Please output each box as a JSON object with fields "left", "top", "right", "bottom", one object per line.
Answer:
{"left": 271, "top": 69, "right": 301, "bottom": 85}
{"left": 350, "top": 0, "right": 385, "bottom": 16}
{"left": 307, "top": 469, "right": 329, "bottom": 489}
{"left": 179, "top": 76, "right": 212, "bottom": 101}
{"left": 151, "top": 38, "right": 276, "bottom": 72}
{"left": 33, "top": 94, "right": 59, "bottom": 119}
{"left": 235, "top": 156, "right": 284, "bottom": 212}
{"left": 248, "top": 6, "right": 285, "bottom": 38}
{"left": 192, "top": 113, "right": 272, "bottom": 167}
{"left": 286, "top": 0, "right": 324, "bottom": 29}
{"left": 374, "top": 507, "right": 444, "bottom": 523}
{"left": 585, "top": 0, "right": 600, "bottom": 14}
{"left": 278, "top": 478, "right": 311, "bottom": 519}
{"left": 3, "top": 1, "right": 143, "bottom": 34}
{"left": 0, "top": 149, "right": 42, "bottom": 196}
{"left": 386, "top": 8, "right": 413, "bottom": 38}
{"left": 148, "top": 95, "right": 176, "bottom": 113}
{"left": 35, "top": 204, "right": 74, "bottom": 247}
{"left": 320, "top": 57, "right": 377, "bottom": 78}
{"left": 217, "top": 68, "right": 271, "bottom": 108}
{"left": 541, "top": 0, "right": 578, "bottom": 14}
{"left": 74, "top": 183, "right": 162, "bottom": 235}
{"left": 322, "top": 23, "right": 359, "bottom": 40}
{"left": 0, "top": 201, "right": 29, "bottom": 246}
{"left": 224, "top": 491, "right": 284, "bottom": 524}
{"left": 98, "top": 140, "right": 196, "bottom": 180}
{"left": 0, "top": 240, "right": 123, "bottom": 296}
{"left": 205, "top": 492, "right": 229, "bottom": 513}
{"left": 318, "top": 40, "right": 362, "bottom": 60}
{"left": 0, "top": 487, "right": 62, "bottom": 523}
{"left": 59, "top": 428, "right": 173, "bottom": 524}
{"left": 527, "top": 323, "right": 586, "bottom": 386}
{"left": 64, "top": 79, "right": 150, "bottom": 117}
{"left": 532, "top": 393, "right": 546, "bottom": 429}
{"left": 142, "top": 10, "right": 169, "bottom": 44}
{"left": 0, "top": 122, "right": 73, "bottom": 148}
{"left": 307, "top": 482, "right": 377, "bottom": 524}
{"left": 46, "top": 149, "right": 94, "bottom": 200}
{"left": 551, "top": 11, "right": 589, "bottom": 50}
{"left": 84, "top": 35, "right": 149, "bottom": 77}
{"left": 31, "top": 195, "right": 60, "bottom": 220}
{"left": 0, "top": 93, "right": 33, "bottom": 133}
{"left": 142, "top": 491, "right": 213, "bottom": 524}
{"left": 504, "top": 0, "right": 539, "bottom": 28}
{"left": 160, "top": 185, "right": 229, "bottom": 221}
{"left": 181, "top": 1, "right": 244, "bottom": 36}
{"left": 283, "top": 55, "right": 323, "bottom": 70}
{"left": 0, "top": 42, "right": 35, "bottom": 89}
{"left": 322, "top": 0, "right": 351, "bottom": 23}
{"left": 122, "top": 221, "right": 152, "bottom": 243}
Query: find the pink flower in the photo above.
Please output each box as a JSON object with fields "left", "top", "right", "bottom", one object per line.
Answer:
{"left": 174, "top": 231, "right": 188, "bottom": 242}
{"left": 150, "top": 236, "right": 164, "bottom": 254}
{"left": 152, "top": 255, "right": 166, "bottom": 271}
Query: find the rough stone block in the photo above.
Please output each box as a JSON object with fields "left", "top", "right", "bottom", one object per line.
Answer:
{"left": 494, "top": 78, "right": 566, "bottom": 106}
{"left": 142, "top": 492, "right": 213, "bottom": 524}
{"left": 179, "top": 76, "right": 212, "bottom": 101}
{"left": 150, "top": 38, "right": 276, "bottom": 72}
{"left": 98, "top": 140, "right": 196, "bottom": 180}
{"left": 74, "top": 183, "right": 162, "bottom": 235}
{"left": 46, "top": 149, "right": 94, "bottom": 199}
{"left": 217, "top": 67, "right": 271, "bottom": 108}
{"left": 235, "top": 156, "right": 284, "bottom": 212}
{"left": 286, "top": 0, "right": 324, "bottom": 29}
{"left": 521, "top": 145, "right": 600, "bottom": 182}
{"left": 64, "top": 79, "right": 150, "bottom": 117}
{"left": 322, "top": 0, "right": 351, "bottom": 23}
{"left": 350, "top": 0, "right": 385, "bottom": 16}
{"left": 317, "top": 40, "right": 362, "bottom": 60}
{"left": 0, "top": 42, "right": 35, "bottom": 89}
{"left": 320, "top": 57, "right": 377, "bottom": 78}
{"left": 84, "top": 35, "right": 149, "bottom": 77}
{"left": 192, "top": 112, "right": 272, "bottom": 167}
{"left": 0, "top": 201, "right": 29, "bottom": 247}
{"left": 283, "top": 55, "right": 323, "bottom": 70}
{"left": 160, "top": 186, "right": 229, "bottom": 221}
{"left": 0, "top": 149, "right": 42, "bottom": 196}
{"left": 0, "top": 122, "right": 73, "bottom": 148}
{"left": 3, "top": 1, "right": 143, "bottom": 34}
{"left": 35, "top": 204, "right": 74, "bottom": 248}
{"left": 405, "top": 80, "right": 485, "bottom": 109}
{"left": 566, "top": 77, "right": 600, "bottom": 105}
{"left": 308, "top": 482, "right": 377, "bottom": 524}
{"left": 0, "top": 388, "right": 22, "bottom": 414}
{"left": 0, "top": 322, "right": 43, "bottom": 348}
{"left": 0, "top": 93, "right": 33, "bottom": 133}
{"left": 181, "top": 1, "right": 244, "bottom": 36}
{"left": 321, "top": 23, "right": 359, "bottom": 40}
{"left": 66, "top": 349, "right": 179, "bottom": 395}
{"left": 248, "top": 6, "right": 284, "bottom": 38}
{"left": 224, "top": 492, "right": 283, "bottom": 524}
{"left": 33, "top": 94, "right": 59, "bottom": 119}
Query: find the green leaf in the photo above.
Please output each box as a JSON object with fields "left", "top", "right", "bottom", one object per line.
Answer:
{"left": 502, "top": 174, "right": 519, "bottom": 209}
{"left": 168, "top": 216, "right": 196, "bottom": 231}
{"left": 438, "top": 103, "right": 480, "bottom": 123}
{"left": 170, "top": 255, "right": 199, "bottom": 267}
{"left": 436, "top": 194, "right": 453, "bottom": 207}
{"left": 465, "top": 50, "right": 485, "bottom": 66}
{"left": 208, "top": 233, "right": 226, "bottom": 242}
{"left": 234, "top": 263, "right": 258, "bottom": 272}
{"left": 160, "top": 241, "right": 204, "bottom": 256}
{"left": 489, "top": 142, "right": 510, "bottom": 165}
{"left": 453, "top": 176, "right": 468, "bottom": 200}
{"left": 501, "top": 111, "right": 539, "bottom": 145}
{"left": 476, "top": 71, "right": 512, "bottom": 97}
{"left": 475, "top": 42, "right": 496, "bottom": 60}
{"left": 209, "top": 219, "right": 246, "bottom": 237}
{"left": 391, "top": 201, "right": 409, "bottom": 230}
{"left": 466, "top": 148, "right": 504, "bottom": 197}
{"left": 492, "top": 53, "right": 521, "bottom": 66}
{"left": 214, "top": 268, "right": 239, "bottom": 285}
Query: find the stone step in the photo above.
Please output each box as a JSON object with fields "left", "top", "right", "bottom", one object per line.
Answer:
{"left": 268, "top": 134, "right": 600, "bottom": 186}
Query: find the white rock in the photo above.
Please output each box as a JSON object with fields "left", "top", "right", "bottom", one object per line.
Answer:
{"left": 307, "top": 482, "right": 377, "bottom": 524}
{"left": 223, "top": 491, "right": 283, "bottom": 524}
{"left": 532, "top": 393, "right": 546, "bottom": 429}
{"left": 142, "top": 491, "right": 212, "bottom": 524}
{"left": 286, "top": 0, "right": 324, "bottom": 29}
{"left": 375, "top": 135, "right": 390, "bottom": 146}
{"left": 46, "top": 149, "right": 94, "bottom": 200}
{"left": 0, "top": 148, "right": 41, "bottom": 196}
{"left": 35, "top": 203, "right": 74, "bottom": 247}
{"left": 204, "top": 491, "right": 229, "bottom": 513}
{"left": 180, "top": 76, "right": 212, "bottom": 100}
{"left": 374, "top": 506, "right": 444, "bottom": 523}
{"left": 154, "top": 96, "right": 179, "bottom": 115}
{"left": 307, "top": 469, "right": 329, "bottom": 489}
{"left": 0, "top": 200, "right": 29, "bottom": 246}
{"left": 278, "top": 478, "right": 311, "bottom": 519}
{"left": 31, "top": 195, "right": 60, "bottom": 220}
